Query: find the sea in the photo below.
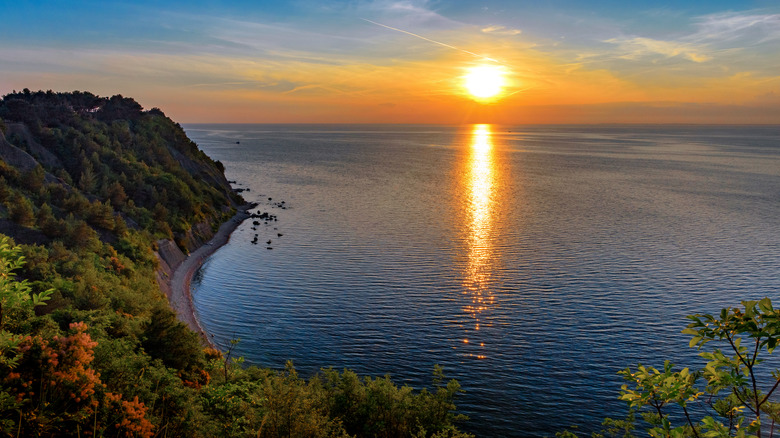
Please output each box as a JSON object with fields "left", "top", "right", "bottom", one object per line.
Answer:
{"left": 183, "top": 124, "right": 780, "bottom": 437}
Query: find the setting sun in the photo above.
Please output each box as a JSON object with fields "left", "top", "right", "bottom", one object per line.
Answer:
{"left": 463, "top": 65, "right": 506, "bottom": 100}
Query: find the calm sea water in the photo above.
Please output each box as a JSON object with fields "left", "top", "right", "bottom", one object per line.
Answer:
{"left": 184, "top": 124, "right": 780, "bottom": 437}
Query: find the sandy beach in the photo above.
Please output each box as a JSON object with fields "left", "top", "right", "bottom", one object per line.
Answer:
{"left": 167, "top": 204, "right": 254, "bottom": 349}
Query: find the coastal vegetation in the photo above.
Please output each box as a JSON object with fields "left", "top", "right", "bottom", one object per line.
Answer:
{"left": 5, "top": 89, "right": 777, "bottom": 438}
{"left": 559, "top": 298, "right": 780, "bottom": 438}
{"left": 0, "top": 90, "right": 471, "bottom": 437}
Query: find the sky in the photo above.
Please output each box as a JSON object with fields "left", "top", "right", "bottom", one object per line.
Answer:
{"left": 1, "top": 0, "right": 779, "bottom": 124}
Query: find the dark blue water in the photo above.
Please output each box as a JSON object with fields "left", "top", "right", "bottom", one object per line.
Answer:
{"left": 184, "top": 124, "right": 780, "bottom": 437}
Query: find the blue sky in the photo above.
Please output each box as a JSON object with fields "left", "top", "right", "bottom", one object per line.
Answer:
{"left": 1, "top": 0, "right": 778, "bottom": 123}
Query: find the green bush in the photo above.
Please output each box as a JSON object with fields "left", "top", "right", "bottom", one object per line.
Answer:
{"left": 563, "top": 298, "right": 780, "bottom": 438}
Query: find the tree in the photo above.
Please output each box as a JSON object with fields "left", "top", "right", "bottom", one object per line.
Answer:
{"left": 107, "top": 180, "right": 127, "bottom": 208}
{"left": 141, "top": 305, "right": 207, "bottom": 381}
{"left": 37, "top": 203, "right": 66, "bottom": 238}
{"left": 22, "top": 164, "right": 45, "bottom": 194}
{"left": 78, "top": 165, "right": 96, "bottom": 193}
{"left": 65, "top": 218, "right": 100, "bottom": 251}
{"left": 86, "top": 200, "right": 115, "bottom": 230}
{"left": 3, "top": 322, "right": 154, "bottom": 437}
{"left": 618, "top": 298, "right": 780, "bottom": 438}
{"left": 0, "top": 237, "right": 50, "bottom": 328}
{"left": 6, "top": 193, "right": 35, "bottom": 227}
{"left": 35, "top": 202, "right": 55, "bottom": 228}
{"left": 0, "top": 235, "right": 51, "bottom": 353}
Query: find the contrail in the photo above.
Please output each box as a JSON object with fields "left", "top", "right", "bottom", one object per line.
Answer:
{"left": 361, "top": 18, "right": 501, "bottom": 64}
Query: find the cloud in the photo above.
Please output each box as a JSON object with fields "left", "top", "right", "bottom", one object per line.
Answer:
{"left": 200, "top": 18, "right": 365, "bottom": 60}
{"left": 692, "top": 12, "right": 780, "bottom": 44}
{"left": 356, "top": 0, "right": 454, "bottom": 29}
{"left": 588, "top": 11, "right": 780, "bottom": 72}
{"left": 481, "top": 25, "right": 522, "bottom": 36}
{"left": 603, "top": 37, "right": 711, "bottom": 63}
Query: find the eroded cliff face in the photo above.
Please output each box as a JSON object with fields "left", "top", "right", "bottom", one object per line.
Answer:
{"left": 154, "top": 220, "right": 220, "bottom": 300}
{"left": 155, "top": 239, "right": 186, "bottom": 300}
{"left": 0, "top": 127, "right": 44, "bottom": 173}
{"left": 4, "top": 123, "right": 62, "bottom": 169}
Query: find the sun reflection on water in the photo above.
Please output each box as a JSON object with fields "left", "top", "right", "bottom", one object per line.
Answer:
{"left": 462, "top": 124, "right": 498, "bottom": 358}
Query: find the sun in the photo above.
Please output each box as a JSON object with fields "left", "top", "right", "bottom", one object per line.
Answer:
{"left": 463, "top": 65, "right": 506, "bottom": 100}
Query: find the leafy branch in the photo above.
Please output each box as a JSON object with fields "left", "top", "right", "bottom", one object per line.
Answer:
{"left": 616, "top": 298, "right": 780, "bottom": 438}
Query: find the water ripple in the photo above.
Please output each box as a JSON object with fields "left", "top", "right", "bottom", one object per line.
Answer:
{"left": 187, "top": 124, "right": 780, "bottom": 437}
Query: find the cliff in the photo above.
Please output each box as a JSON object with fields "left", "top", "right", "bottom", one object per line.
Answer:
{"left": 0, "top": 88, "right": 243, "bottom": 326}
{"left": 0, "top": 89, "right": 241, "bottom": 245}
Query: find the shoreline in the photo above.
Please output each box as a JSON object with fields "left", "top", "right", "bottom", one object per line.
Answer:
{"left": 168, "top": 203, "right": 255, "bottom": 350}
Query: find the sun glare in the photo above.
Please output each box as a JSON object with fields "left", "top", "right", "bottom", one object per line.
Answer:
{"left": 464, "top": 65, "right": 505, "bottom": 100}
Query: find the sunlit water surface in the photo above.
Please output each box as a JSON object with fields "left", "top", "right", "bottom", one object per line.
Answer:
{"left": 184, "top": 124, "right": 780, "bottom": 437}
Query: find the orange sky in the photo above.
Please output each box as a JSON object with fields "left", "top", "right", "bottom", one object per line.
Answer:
{"left": 1, "top": 1, "right": 779, "bottom": 123}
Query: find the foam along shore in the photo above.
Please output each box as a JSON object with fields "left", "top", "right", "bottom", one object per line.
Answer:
{"left": 157, "top": 203, "right": 255, "bottom": 349}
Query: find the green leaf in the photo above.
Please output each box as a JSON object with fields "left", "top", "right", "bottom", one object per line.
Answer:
{"left": 31, "top": 288, "right": 53, "bottom": 306}
{"left": 767, "top": 337, "right": 778, "bottom": 352}
{"left": 759, "top": 297, "right": 773, "bottom": 313}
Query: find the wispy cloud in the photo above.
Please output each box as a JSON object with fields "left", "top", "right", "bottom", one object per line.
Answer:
{"left": 362, "top": 0, "right": 438, "bottom": 18}
{"left": 691, "top": 12, "right": 780, "bottom": 44}
{"left": 481, "top": 25, "right": 522, "bottom": 36}
{"left": 353, "top": 0, "right": 455, "bottom": 30}
{"left": 603, "top": 36, "right": 711, "bottom": 62}
{"left": 598, "top": 11, "right": 780, "bottom": 66}
{"left": 195, "top": 17, "right": 366, "bottom": 60}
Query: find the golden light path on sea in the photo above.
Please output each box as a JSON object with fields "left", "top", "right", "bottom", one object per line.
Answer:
{"left": 462, "top": 124, "right": 497, "bottom": 359}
